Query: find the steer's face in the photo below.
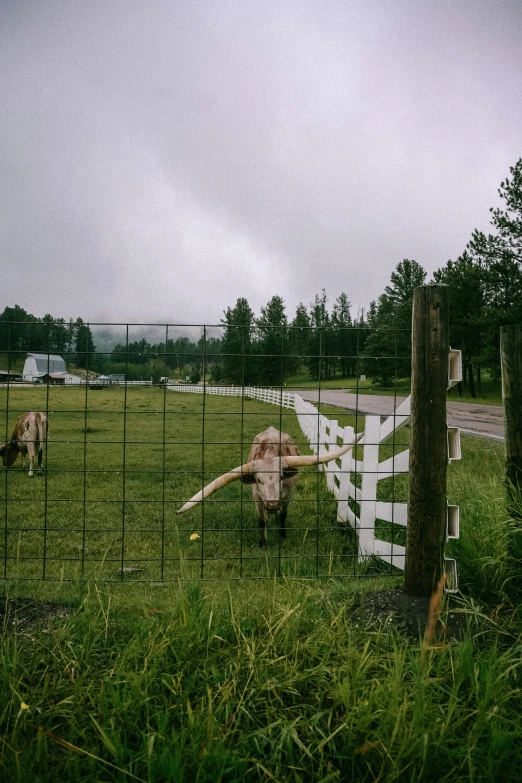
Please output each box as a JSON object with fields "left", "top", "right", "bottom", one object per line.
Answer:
{"left": 256, "top": 470, "right": 285, "bottom": 513}
{"left": 241, "top": 459, "right": 298, "bottom": 512}
{"left": 0, "top": 444, "right": 18, "bottom": 468}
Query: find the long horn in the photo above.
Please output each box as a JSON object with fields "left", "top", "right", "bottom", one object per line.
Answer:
{"left": 177, "top": 459, "right": 261, "bottom": 514}
{"left": 284, "top": 431, "right": 363, "bottom": 467}
{"left": 177, "top": 433, "right": 364, "bottom": 514}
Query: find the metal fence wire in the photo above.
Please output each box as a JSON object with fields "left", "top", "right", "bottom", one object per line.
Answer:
{"left": 0, "top": 320, "right": 411, "bottom": 582}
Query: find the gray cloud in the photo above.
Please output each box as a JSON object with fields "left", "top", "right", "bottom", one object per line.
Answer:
{"left": 1, "top": 0, "right": 521, "bottom": 325}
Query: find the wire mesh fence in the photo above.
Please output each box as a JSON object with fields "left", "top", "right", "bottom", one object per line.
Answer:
{"left": 0, "top": 320, "right": 411, "bottom": 582}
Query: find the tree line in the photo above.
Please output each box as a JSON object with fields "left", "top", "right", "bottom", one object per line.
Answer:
{"left": 1, "top": 158, "right": 521, "bottom": 393}
{"left": 0, "top": 308, "right": 95, "bottom": 368}
{"left": 0, "top": 311, "right": 216, "bottom": 382}
{"left": 108, "top": 336, "right": 223, "bottom": 383}
{"left": 215, "top": 292, "right": 361, "bottom": 386}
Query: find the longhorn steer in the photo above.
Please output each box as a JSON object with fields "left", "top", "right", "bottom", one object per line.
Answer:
{"left": 0, "top": 411, "right": 48, "bottom": 477}
{"left": 177, "top": 425, "right": 357, "bottom": 547}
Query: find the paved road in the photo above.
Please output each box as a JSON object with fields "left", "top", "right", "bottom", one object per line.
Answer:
{"left": 296, "top": 390, "right": 505, "bottom": 442}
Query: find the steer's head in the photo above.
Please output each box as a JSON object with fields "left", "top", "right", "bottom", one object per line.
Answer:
{"left": 0, "top": 442, "right": 18, "bottom": 468}
{"left": 240, "top": 458, "right": 298, "bottom": 513}
{"left": 176, "top": 431, "right": 358, "bottom": 516}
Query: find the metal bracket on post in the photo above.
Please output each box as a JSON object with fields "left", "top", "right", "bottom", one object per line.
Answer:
{"left": 446, "top": 503, "right": 460, "bottom": 540}
{"left": 448, "top": 348, "right": 462, "bottom": 389}
{"left": 443, "top": 557, "right": 458, "bottom": 593}
{"left": 447, "top": 426, "right": 461, "bottom": 462}
{"left": 445, "top": 350, "right": 462, "bottom": 591}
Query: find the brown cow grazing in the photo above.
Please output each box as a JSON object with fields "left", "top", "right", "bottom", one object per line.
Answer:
{"left": 177, "top": 425, "right": 356, "bottom": 547}
{"left": 0, "top": 411, "right": 48, "bottom": 477}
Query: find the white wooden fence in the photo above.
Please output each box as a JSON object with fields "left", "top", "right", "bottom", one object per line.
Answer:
{"left": 171, "top": 384, "right": 411, "bottom": 569}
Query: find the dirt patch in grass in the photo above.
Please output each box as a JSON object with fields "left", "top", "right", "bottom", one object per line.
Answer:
{"left": 0, "top": 597, "right": 71, "bottom": 634}
{"left": 358, "top": 587, "right": 467, "bottom": 640}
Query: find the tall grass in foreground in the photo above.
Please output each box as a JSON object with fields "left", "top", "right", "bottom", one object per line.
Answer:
{"left": 1, "top": 577, "right": 522, "bottom": 783}
{"left": 446, "top": 435, "right": 517, "bottom": 600}
{"left": 1, "top": 441, "right": 520, "bottom": 783}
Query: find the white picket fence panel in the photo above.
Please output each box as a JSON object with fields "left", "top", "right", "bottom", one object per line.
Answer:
{"left": 172, "top": 383, "right": 297, "bottom": 408}
{"left": 170, "top": 384, "right": 410, "bottom": 569}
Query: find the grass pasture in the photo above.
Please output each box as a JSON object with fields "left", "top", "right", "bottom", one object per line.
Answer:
{"left": 2, "top": 386, "right": 521, "bottom": 782}
{"left": 1, "top": 385, "right": 408, "bottom": 584}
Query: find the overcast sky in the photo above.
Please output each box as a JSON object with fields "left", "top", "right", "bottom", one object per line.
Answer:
{"left": 1, "top": 0, "right": 521, "bottom": 326}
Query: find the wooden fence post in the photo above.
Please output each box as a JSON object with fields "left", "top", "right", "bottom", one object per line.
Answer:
{"left": 404, "top": 285, "right": 449, "bottom": 596}
{"left": 500, "top": 325, "right": 522, "bottom": 554}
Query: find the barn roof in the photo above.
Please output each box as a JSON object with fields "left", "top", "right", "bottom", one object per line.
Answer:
{"left": 26, "top": 353, "right": 67, "bottom": 373}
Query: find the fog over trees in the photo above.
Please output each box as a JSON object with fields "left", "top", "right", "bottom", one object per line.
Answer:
{"left": 2, "top": 159, "right": 522, "bottom": 394}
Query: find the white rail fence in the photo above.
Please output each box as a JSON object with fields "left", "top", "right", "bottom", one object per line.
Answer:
{"left": 171, "top": 384, "right": 411, "bottom": 569}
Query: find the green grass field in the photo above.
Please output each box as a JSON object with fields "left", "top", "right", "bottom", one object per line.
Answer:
{"left": 1, "top": 386, "right": 520, "bottom": 782}
{"left": 1, "top": 386, "right": 405, "bottom": 584}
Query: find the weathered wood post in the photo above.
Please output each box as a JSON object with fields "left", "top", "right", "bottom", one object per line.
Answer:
{"left": 404, "top": 285, "right": 449, "bottom": 596}
{"left": 500, "top": 325, "right": 522, "bottom": 554}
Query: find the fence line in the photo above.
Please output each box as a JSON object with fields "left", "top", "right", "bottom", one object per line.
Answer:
{"left": 171, "top": 384, "right": 411, "bottom": 569}
{"left": 171, "top": 383, "right": 297, "bottom": 408}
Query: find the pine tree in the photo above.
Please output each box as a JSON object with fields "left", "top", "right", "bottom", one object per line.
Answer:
{"left": 221, "top": 298, "right": 255, "bottom": 384}
{"left": 364, "top": 260, "right": 426, "bottom": 385}
{"left": 307, "top": 290, "right": 333, "bottom": 380}
{"left": 256, "top": 296, "right": 288, "bottom": 386}
{"left": 469, "top": 158, "right": 522, "bottom": 265}
{"left": 288, "top": 303, "right": 310, "bottom": 377}
{"left": 0, "top": 305, "right": 35, "bottom": 353}
{"left": 465, "top": 158, "right": 522, "bottom": 381}
{"left": 40, "top": 315, "right": 68, "bottom": 353}
{"left": 332, "top": 292, "right": 354, "bottom": 377}
{"left": 75, "top": 318, "right": 96, "bottom": 369}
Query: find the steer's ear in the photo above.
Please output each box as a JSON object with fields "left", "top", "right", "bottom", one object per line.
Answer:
{"left": 282, "top": 466, "right": 298, "bottom": 478}
{"left": 240, "top": 471, "right": 256, "bottom": 484}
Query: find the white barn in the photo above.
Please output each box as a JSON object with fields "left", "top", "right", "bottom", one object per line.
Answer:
{"left": 23, "top": 353, "right": 82, "bottom": 384}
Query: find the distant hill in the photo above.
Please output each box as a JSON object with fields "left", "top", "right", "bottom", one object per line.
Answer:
{"left": 90, "top": 325, "right": 206, "bottom": 354}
